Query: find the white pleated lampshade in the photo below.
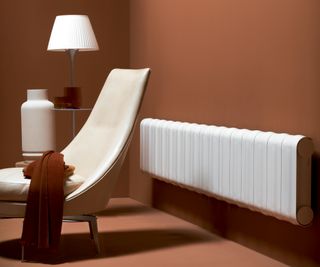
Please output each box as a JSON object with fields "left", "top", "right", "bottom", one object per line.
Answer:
{"left": 47, "top": 15, "right": 99, "bottom": 51}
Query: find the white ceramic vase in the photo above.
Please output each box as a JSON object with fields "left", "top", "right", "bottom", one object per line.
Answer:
{"left": 21, "top": 89, "right": 55, "bottom": 160}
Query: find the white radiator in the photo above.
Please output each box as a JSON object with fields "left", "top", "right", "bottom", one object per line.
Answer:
{"left": 140, "top": 118, "right": 313, "bottom": 226}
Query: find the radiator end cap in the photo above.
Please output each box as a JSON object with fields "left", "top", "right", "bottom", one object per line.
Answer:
{"left": 297, "top": 137, "right": 313, "bottom": 157}
{"left": 297, "top": 206, "right": 313, "bottom": 226}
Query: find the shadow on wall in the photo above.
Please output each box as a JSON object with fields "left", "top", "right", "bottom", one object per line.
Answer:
{"left": 0, "top": 228, "right": 215, "bottom": 264}
{"left": 152, "top": 177, "right": 320, "bottom": 266}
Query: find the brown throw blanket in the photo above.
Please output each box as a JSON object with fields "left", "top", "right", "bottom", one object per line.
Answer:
{"left": 21, "top": 151, "right": 65, "bottom": 251}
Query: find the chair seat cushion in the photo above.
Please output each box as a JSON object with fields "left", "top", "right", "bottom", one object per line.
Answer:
{"left": 0, "top": 167, "right": 85, "bottom": 202}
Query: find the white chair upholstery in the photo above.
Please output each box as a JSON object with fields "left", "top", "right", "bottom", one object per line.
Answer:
{"left": 0, "top": 167, "right": 84, "bottom": 202}
{"left": 0, "top": 68, "right": 150, "bottom": 254}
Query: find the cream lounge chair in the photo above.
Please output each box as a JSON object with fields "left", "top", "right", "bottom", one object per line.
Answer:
{"left": 0, "top": 68, "right": 151, "bottom": 259}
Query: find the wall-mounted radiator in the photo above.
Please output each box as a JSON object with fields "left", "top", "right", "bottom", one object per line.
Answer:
{"left": 140, "top": 118, "right": 313, "bottom": 226}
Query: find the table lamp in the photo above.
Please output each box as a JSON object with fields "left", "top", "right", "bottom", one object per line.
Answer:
{"left": 47, "top": 15, "right": 99, "bottom": 108}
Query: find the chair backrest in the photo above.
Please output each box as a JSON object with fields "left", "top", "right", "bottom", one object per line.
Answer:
{"left": 62, "top": 68, "right": 150, "bottom": 214}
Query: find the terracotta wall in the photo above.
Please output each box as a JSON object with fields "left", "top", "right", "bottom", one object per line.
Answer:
{"left": 1, "top": 0, "right": 320, "bottom": 265}
{"left": 129, "top": 0, "right": 320, "bottom": 266}
{"left": 0, "top": 0, "right": 130, "bottom": 194}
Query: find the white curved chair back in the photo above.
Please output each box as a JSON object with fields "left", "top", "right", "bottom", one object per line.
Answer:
{"left": 0, "top": 68, "right": 150, "bottom": 218}
{"left": 62, "top": 68, "right": 150, "bottom": 214}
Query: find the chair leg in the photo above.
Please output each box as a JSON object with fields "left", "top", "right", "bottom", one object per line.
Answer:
{"left": 63, "top": 215, "right": 100, "bottom": 254}
{"left": 21, "top": 245, "right": 25, "bottom": 262}
{"left": 88, "top": 216, "right": 100, "bottom": 254}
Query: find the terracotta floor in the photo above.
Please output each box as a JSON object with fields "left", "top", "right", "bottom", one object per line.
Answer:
{"left": 0, "top": 198, "right": 287, "bottom": 266}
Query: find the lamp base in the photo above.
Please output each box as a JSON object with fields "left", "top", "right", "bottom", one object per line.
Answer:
{"left": 54, "top": 87, "right": 81, "bottom": 109}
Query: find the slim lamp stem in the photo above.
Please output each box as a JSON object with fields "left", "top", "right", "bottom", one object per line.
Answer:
{"left": 68, "top": 49, "right": 77, "bottom": 87}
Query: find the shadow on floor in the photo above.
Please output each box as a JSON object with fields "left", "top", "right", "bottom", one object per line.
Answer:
{"left": 0, "top": 228, "right": 218, "bottom": 264}
{"left": 96, "top": 203, "right": 156, "bottom": 217}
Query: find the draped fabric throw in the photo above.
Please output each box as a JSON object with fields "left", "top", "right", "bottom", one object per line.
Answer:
{"left": 21, "top": 151, "right": 65, "bottom": 251}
